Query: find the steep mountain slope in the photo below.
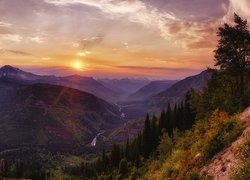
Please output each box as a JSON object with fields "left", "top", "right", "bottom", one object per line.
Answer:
{"left": 200, "top": 107, "right": 250, "bottom": 179}
{"left": 127, "top": 80, "right": 178, "bottom": 101}
{"left": 0, "top": 65, "right": 121, "bottom": 103}
{"left": 149, "top": 70, "right": 212, "bottom": 109}
{"left": 44, "top": 75, "right": 121, "bottom": 103}
{"left": 120, "top": 70, "right": 212, "bottom": 119}
{"left": 0, "top": 78, "right": 120, "bottom": 148}
{"left": 0, "top": 65, "right": 40, "bottom": 80}
{"left": 98, "top": 78, "right": 150, "bottom": 95}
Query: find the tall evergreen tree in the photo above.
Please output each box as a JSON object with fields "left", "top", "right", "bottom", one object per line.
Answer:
{"left": 96, "top": 157, "right": 102, "bottom": 173}
{"left": 136, "top": 132, "right": 143, "bottom": 158}
{"left": 151, "top": 115, "right": 158, "bottom": 150}
{"left": 142, "top": 114, "right": 151, "bottom": 158}
{"left": 111, "top": 144, "right": 121, "bottom": 167}
{"left": 102, "top": 148, "right": 108, "bottom": 172}
{"left": 175, "top": 104, "right": 182, "bottom": 130}
{"left": 166, "top": 103, "right": 172, "bottom": 134}
{"left": 179, "top": 103, "right": 185, "bottom": 130}
{"left": 215, "top": 13, "right": 250, "bottom": 97}
{"left": 158, "top": 109, "right": 166, "bottom": 135}
{"left": 171, "top": 104, "right": 178, "bottom": 131}
{"left": 125, "top": 137, "right": 130, "bottom": 161}
{"left": 184, "top": 90, "right": 196, "bottom": 129}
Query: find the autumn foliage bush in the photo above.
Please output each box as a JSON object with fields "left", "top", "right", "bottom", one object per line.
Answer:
{"left": 144, "top": 110, "right": 243, "bottom": 179}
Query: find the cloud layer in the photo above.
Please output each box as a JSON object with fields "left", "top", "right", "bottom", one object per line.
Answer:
{"left": 0, "top": 0, "right": 249, "bottom": 78}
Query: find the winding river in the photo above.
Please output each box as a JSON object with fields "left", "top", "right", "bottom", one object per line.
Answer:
{"left": 91, "top": 131, "right": 105, "bottom": 147}
{"left": 90, "top": 103, "right": 126, "bottom": 147}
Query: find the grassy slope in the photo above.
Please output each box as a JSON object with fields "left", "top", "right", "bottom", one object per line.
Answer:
{"left": 139, "top": 110, "right": 244, "bottom": 179}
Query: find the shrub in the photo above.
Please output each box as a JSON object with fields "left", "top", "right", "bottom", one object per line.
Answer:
{"left": 187, "top": 171, "right": 201, "bottom": 180}
{"left": 202, "top": 113, "right": 242, "bottom": 161}
{"left": 158, "top": 132, "right": 173, "bottom": 160}
{"left": 129, "top": 166, "right": 139, "bottom": 180}
{"left": 231, "top": 138, "right": 250, "bottom": 179}
{"left": 119, "top": 158, "right": 128, "bottom": 176}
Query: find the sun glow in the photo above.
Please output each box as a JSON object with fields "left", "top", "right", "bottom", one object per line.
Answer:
{"left": 72, "top": 61, "right": 84, "bottom": 70}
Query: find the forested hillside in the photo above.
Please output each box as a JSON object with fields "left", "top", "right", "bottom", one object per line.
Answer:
{"left": 55, "top": 13, "right": 250, "bottom": 180}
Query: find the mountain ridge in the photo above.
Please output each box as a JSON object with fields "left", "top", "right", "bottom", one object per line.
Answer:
{"left": 0, "top": 78, "right": 121, "bottom": 149}
{"left": 0, "top": 65, "right": 121, "bottom": 103}
{"left": 149, "top": 70, "right": 212, "bottom": 109}
{"left": 127, "top": 80, "right": 178, "bottom": 101}
{"left": 119, "top": 70, "right": 212, "bottom": 119}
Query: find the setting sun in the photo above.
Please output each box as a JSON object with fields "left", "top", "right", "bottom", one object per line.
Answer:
{"left": 72, "top": 61, "right": 84, "bottom": 70}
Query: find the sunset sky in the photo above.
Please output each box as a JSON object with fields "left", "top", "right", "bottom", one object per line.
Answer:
{"left": 0, "top": 0, "right": 249, "bottom": 79}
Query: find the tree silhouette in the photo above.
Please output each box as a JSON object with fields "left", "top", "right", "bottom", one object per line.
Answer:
{"left": 142, "top": 114, "right": 151, "bottom": 158}
{"left": 215, "top": 13, "right": 250, "bottom": 97}
{"left": 125, "top": 137, "right": 130, "bottom": 160}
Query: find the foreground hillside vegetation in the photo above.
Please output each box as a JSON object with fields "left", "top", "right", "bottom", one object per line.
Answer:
{"left": 0, "top": 14, "right": 249, "bottom": 179}
{"left": 231, "top": 137, "right": 250, "bottom": 179}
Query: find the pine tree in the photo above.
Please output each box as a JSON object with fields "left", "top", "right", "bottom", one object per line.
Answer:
{"left": 151, "top": 115, "right": 158, "bottom": 150}
{"left": 125, "top": 137, "right": 130, "bottom": 161}
{"left": 158, "top": 109, "right": 166, "bottom": 135}
{"left": 179, "top": 102, "right": 185, "bottom": 130}
{"left": 175, "top": 104, "right": 182, "bottom": 130}
{"left": 166, "top": 103, "right": 172, "bottom": 134}
{"left": 102, "top": 148, "right": 107, "bottom": 172}
{"left": 136, "top": 133, "right": 142, "bottom": 158}
{"left": 184, "top": 90, "right": 196, "bottom": 129}
{"left": 171, "top": 104, "right": 178, "bottom": 131}
{"left": 111, "top": 144, "right": 121, "bottom": 167}
{"left": 215, "top": 13, "right": 250, "bottom": 97}
{"left": 142, "top": 114, "right": 151, "bottom": 158}
{"left": 96, "top": 157, "right": 102, "bottom": 173}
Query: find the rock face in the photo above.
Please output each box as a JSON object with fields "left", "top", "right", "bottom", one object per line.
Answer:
{"left": 200, "top": 107, "right": 250, "bottom": 179}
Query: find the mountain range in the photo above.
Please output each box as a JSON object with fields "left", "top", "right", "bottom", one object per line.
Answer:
{"left": 0, "top": 65, "right": 122, "bottom": 103}
{"left": 0, "top": 65, "right": 153, "bottom": 103}
{"left": 149, "top": 70, "right": 212, "bottom": 109}
{"left": 120, "top": 70, "right": 212, "bottom": 119}
{"left": 0, "top": 65, "right": 212, "bottom": 150}
{"left": 127, "top": 80, "right": 179, "bottom": 101}
{"left": 98, "top": 78, "right": 150, "bottom": 96}
{"left": 0, "top": 77, "right": 121, "bottom": 149}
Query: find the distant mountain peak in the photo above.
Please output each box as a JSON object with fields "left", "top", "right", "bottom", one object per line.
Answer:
{"left": 65, "top": 74, "right": 95, "bottom": 81}
{"left": 0, "top": 65, "right": 20, "bottom": 73}
{"left": 67, "top": 74, "right": 82, "bottom": 78}
{"left": 0, "top": 65, "right": 39, "bottom": 80}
